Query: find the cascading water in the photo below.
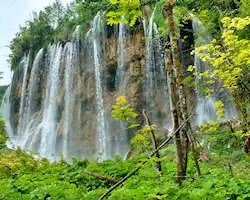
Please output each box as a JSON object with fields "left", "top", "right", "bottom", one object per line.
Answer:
{"left": 16, "top": 56, "right": 29, "bottom": 140}
{"left": 115, "top": 19, "right": 126, "bottom": 92}
{"left": 39, "top": 43, "right": 63, "bottom": 158}
{"left": 0, "top": 85, "right": 13, "bottom": 142}
{"left": 113, "top": 20, "right": 129, "bottom": 158}
{"left": 143, "top": 9, "right": 156, "bottom": 112}
{"left": 192, "top": 17, "right": 217, "bottom": 124}
{"left": 192, "top": 17, "right": 237, "bottom": 124}
{"left": 0, "top": 11, "right": 182, "bottom": 161}
{"left": 191, "top": 17, "right": 237, "bottom": 152}
{"left": 92, "top": 12, "right": 107, "bottom": 160}
{"left": 142, "top": 9, "right": 171, "bottom": 129}
{"left": 25, "top": 49, "right": 44, "bottom": 121}
{"left": 63, "top": 42, "right": 77, "bottom": 160}
{"left": 18, "top": 49, "right": 44, "bottom": 150}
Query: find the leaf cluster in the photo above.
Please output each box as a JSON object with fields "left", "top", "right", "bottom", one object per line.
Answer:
{"left": 107, "top": 0, "right": 142, "bottom": 26}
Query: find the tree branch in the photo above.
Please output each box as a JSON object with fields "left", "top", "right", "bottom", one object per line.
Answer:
{"left": 99, "top": 116, "right": 192, "bottom": 200}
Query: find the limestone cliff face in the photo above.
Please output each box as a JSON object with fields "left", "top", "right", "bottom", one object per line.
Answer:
{"left": 106, "top": 32, "right": 146, "bottom": 124}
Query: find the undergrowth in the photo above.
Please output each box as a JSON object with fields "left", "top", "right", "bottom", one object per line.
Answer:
{"left": 0, "top": 120, "right": 249, "bottom": 200}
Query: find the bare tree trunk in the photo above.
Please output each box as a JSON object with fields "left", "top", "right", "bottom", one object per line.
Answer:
{"left": 177, "top": 39, "right": 189, "bottom": 174}
{"left": 142, "top": 110, "right": 163, "bottom": 176}
{"left": 163, "top": 0, "right": 192, "bottom": 182}
{"left": 165, "top": 52, "right": 184, "bottom": 183}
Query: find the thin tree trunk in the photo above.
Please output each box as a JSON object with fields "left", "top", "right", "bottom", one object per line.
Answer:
{"left": 164, "top": 52, "right": 184, "bottom": 183}
{"left": 142, "top": 110, "right": 162, "bottom": 176}
{"left": 163, "top": 0, "right": 191, "bottom": 182}
{"left": 177, "top": 38, "right": 189, "bottom": 174}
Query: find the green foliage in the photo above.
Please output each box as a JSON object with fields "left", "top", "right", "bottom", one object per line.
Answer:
{"left": 9, "top": 8, "right": 55, "bottom": 70}
{"left": 107, "top": 0, "right": 142, "bottom": 26}
{"left": 199, "top": 120, "right": 220, "bottom": 133}
{"left": 215, "top": 100, "right": 224, "bottom": 120}
{"left": 194, "top": 16, "right": 250, "bottom": 133}
{"left": 195, "top": 16, "right": 250, "bottom": 93}
{"left": 112, "top": 96, "right": 160, "bottom": 153}
{"left": 112, "top": 96, "right": 139, "bottom": 129}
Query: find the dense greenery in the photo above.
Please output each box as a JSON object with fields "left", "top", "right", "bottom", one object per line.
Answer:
{"left": 0, "top": 119, "right": 249, "bottom": 199}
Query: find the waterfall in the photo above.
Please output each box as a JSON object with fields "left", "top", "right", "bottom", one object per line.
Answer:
{"left": 113, "top": 20, "right": 129, "bottom": 159}
{"left": 18, "top": 49, "right": 44, "bottom": 150}
{"left": 17, "top": 56, "right": 29, "bottom": 138}
{"left": 192, "top": 17, "right": 217, "bottom": 124}
{"left": 1, "top": 11, "right": 174, "bottom": 161}
{"left": 25, "top": 49, "right": 44, "bottom": 120}
{"left": 92, "top": 12, "right": 107, "bottom": 160}
{"left": 39, "top": 43, "right": 63, "bottom": 158}
{"left": 115, "top": 20, "right": 126, "bottom": 91}
{"left": 0, "top": 85, "right": 14, "bottom": 144}
{"left": 192, "top": 17, "right": 237, "bottom": 124}
{"left": 143, "top": 8, "right": 156, "bottom": 112}
{"left": 142, "top": 10, "right": 172, "bottom": 130}
{"left": 63, "top": 42, "right": 77, "bottom": 160}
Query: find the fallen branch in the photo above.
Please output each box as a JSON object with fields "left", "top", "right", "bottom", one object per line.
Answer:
{"left": 99, "top": 116, "right": 191, "bottom": 200}
{"left": 84, "top": 170, "right": 119, "bottom": 183}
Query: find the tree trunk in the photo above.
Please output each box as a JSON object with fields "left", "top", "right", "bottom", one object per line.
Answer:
{"left": 243, "top": 136, "right": 250, "bottom": 154}
{"left": 164, "top": 52, "right": 185, "bottom": 183}
{"left": 163, "top": 0, "right": 192, "bottom": 182}
{"left": 142, "top": 110, "right": 163, "bottom": 176}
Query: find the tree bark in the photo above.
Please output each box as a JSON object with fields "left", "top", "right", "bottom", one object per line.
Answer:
{"left": 164, "top": 52, "right": 185, "bottom": 183}
{"left": 163, "top": 0, "right": 192, "bottom": 182}
{"left": 142, "top": 110, "right": 162, "bottom": 176}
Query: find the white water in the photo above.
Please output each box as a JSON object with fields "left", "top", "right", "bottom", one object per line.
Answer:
{"left": 192, "top": 17, "right": 217, "bottom": 124}
{"left": 142, "top": 9, "right": 172, "bottom": 130}
{"left": 114, "top": 20, "right": 129, "bottom": 158}
{"left": 25, "top": 49, "right": 44, "bottom": 121}
{"left": 39, "top": 43, "right": 63, "bottom": 158}
{"left": 18, "top": 49, "right": 44, "bottom": 150}
{"left": 92, "top": 12, "right": 107, "bottom": 160}
{"left": 115, "top": 19, "right": 126, "bottom": 91}
{"left": 192, "top": 17, "right": 237, "bottom": 124}
{"left": 0, "top": 85, "right": 14, "bottom": 142}
{"left": 17, "top": 56, "right": 29, "bottom": 138}
{"left": 143, "top": 8, "right": 156, "bottom": 111}
{"left": 63, "top": 42, "right": 76, "bottom": 160}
